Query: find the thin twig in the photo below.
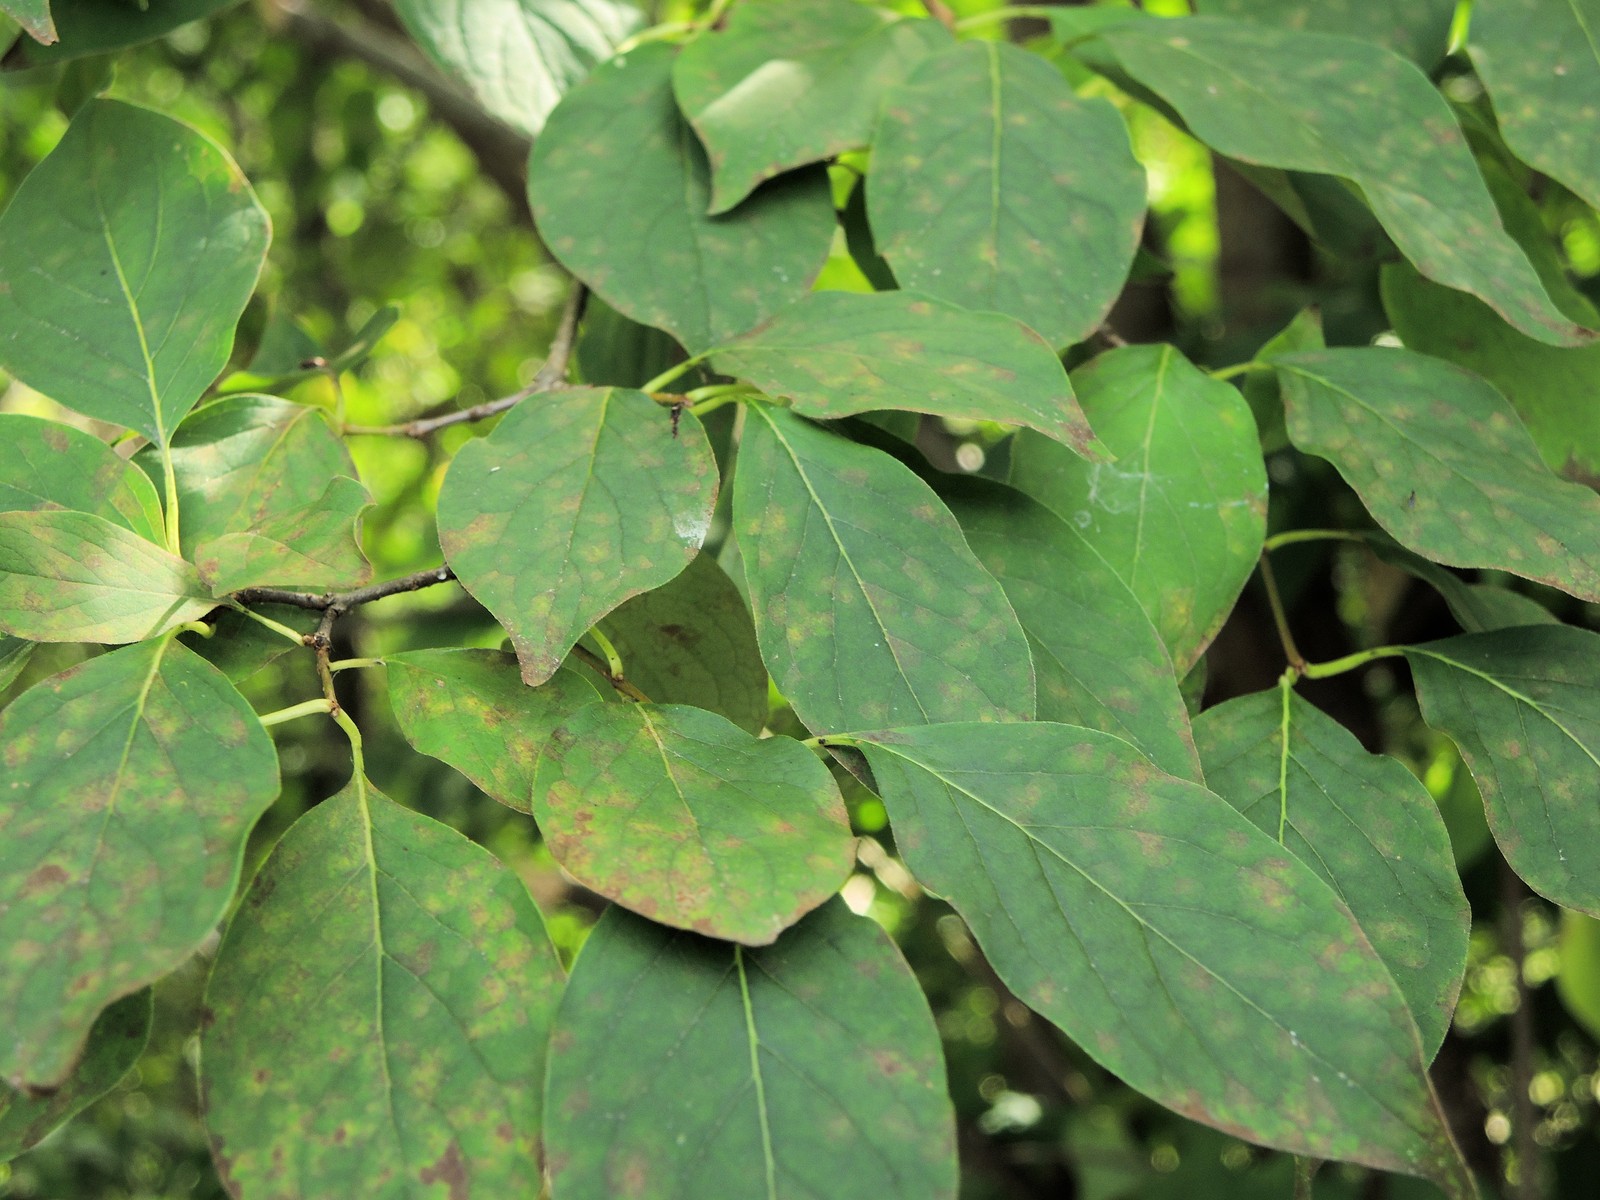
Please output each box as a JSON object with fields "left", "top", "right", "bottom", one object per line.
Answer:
{"left": 1096, "top": 322, "right": 1130, "bottom": 348}
{"left": 311, "top": 608, "right": 340, "bottom": 712}
{"left": 232, "top": 565, "right": 458, "bottom": 613}
{"left": 1258, "top": 552, "right": 1307, "bottom": 672}
{"left": 345, "top": 285, "right": 587, "bottom": 438}
{"left": 570, "top": 644, "right": 653, "bottom": 704}
{"left": 920, "top": 0, "right": 957, "bottom": 28}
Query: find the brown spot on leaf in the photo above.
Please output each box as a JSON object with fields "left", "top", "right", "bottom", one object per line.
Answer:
{"left": 21, "top": 863, "right": 68, "bottom": 895}
{"left": 418, "top": 1139, "right": 467, "bottom": 1200}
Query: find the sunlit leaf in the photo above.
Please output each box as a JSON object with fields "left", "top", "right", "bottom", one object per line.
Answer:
{"left": 1556, "top": 911, "right": 1600, "bottom": 1042}
{"left": 0, "top": 991, "right": 150, "bottom": 1162}
{"left": 393, "top": 0, "right": 641, "bottom": 138}
{"left": 943, "top": 476, "right": 1201, "bottom": 782}
{"left": 0, "top": 99, "right": 270, "bottom": 444}
{"left": 387, "top": 648, "right": 607, "bottom": 811}
{"left": 437, "top": 387, "right": 719, "bottom": 686}
{"left": 853, "top": 723, "right": 1471, "bottom": 1191}
{"left": 1381, "top": 262, "right": 1600, "bottom": 479}
{"left": 544, "top": 900, "right": 957, "bottom": 1200}
{"left": 2, "top": 0, "right": 54, "bottom": 44}
{"left": 1089, "top": 18, "right": 1591, "bottom": 346}
{"left": 734, "top": 404, "right": 1034, "bottom": 732}
{"left": 1009, "top": 344, "right": 1267, "bottom": 673}
{"left": 673, "top": 0, "right": 950, "bottom": 213}
{"left": 203, "top": 775, "right": 562, "bottom": 1196}
{"left": 0, "top": 414, "right": 164, "bottom": 542}
{"left": 712, "top": 290, "right": 1104, "bottom": 457}
{"left": 1471, "top": 0, "right": 1600, "bottom": 213}
{"left": 590, "top": 553, "right": 768, "bottom": 733}
{"left": 870, "top": 40, "right": 1146, "bottom": 349}
{"left": 1195, "top": 689, "right": 1470, "bottom": 1056}
{"left": 0, "top": 638, "right": 279, "bottom": 1088}
{"left": 1407, "top": 626, "right": 1600, "bottom": 917}
{"left": 531, "top": 703, "right": 854, "bottom": 945}
{"left": 530, "top": 43, "right": 836, "bottom": 352}
{"left": 1272, "top": 348, "right": 1600, "bottom": 601}
{"left": 0, "top": 510, "right": 213, "bottom": 644}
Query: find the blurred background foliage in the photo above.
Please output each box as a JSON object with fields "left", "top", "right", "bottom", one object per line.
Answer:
{"left": 1, "top": 1, "right": 1599, "bottom": 1197}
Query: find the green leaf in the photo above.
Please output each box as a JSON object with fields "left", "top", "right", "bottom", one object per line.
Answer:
{"left": 0, "top": 414, "right": 164, "bottom": 542}
{"left": 0, "top": 991, "right": 150, "bottom": 1163}
{"left": 942, "top": 476, "right": 1202, "bottom": 783}
{"left": 202, "top": 775, "right": 562, "bottom": 1196}
{"left": 1272, "top": 348, "right": 1600, "bottom": 602}
{"left": 1381, "top": 261, "right": 1600, "bottom": 479}
{"left": 0, "top": 99, "right": 270, "bottom": 445}
{"left": 2, "top": 0, "right": 54, "bottom": 43}
{"left": 672, "top": 0, "right": 951, "bottom": 213}
{"left": 0, "top": 638, "right": 279, "bottom": 1088}
{"left": 734, "top": 404, "right": 1034, "bottom": 732}
{"left": 0, "top": 510, "right": 214, "bottom": 644}
{"left": 1194, "top": 0, "right": 1454, "bottom": 65}
{"left": 544, "top": 899, "right": 957, "bottom": 1200}
{"left": 590, "top": 553, "right": 768, "bottom": 733}
{"left": 1009, "top": 344, "right": 1267, "bottom": 673}
{"left": 392, "top": 0, "right": 641, "bottom": 138}
{"left": 531, "top": 703, "right": 854, "bottom": 945}
{"left": 1242, "top": 307, "right": 1324, "bottom": 453}
{"left": 12, "top": 0, "right": 240, "bottom": 63}
{"left": 1194, "top": 689, "right": 1470, "bottom": 1057}
{"left": 529, "top": 42, "right": 836, "bottom": 352}
{"left": 853, "top": 723, "right": 1470, "bottom": 1192}
{"left": 1471, "top": 0, "right": 1600, "bottom": 213}
{"left": 1556, "top": 911, "right": 1600, "bottom": 1042}
{"left": 1364, "top": 536, "right": 1559, "bottom": 634}
{"left": 1406, "top": 626, "right": 1600, "bottom": 917}
{"left": 712, "top": 290, "right": 1105, "bottom": 457}
{"left": 387, "top": 648, "right": 607, "bottom": 811}
{"left": 0, "top": 635, "right": 33, "bottom": 693}
{"left": 183, "top": 603, "right": 320, "bottom": 683}
{"left": 869, "top": 40, "right": 1146, "bottom": 349}
{"left": 438, "top": 387, "right": 719, "bottom": 687}
{"left": 155, "top": 394, "right": 371, "bottom": 593}
{"left": 1089, "top": 18, "right": 1591, "bottom": 347}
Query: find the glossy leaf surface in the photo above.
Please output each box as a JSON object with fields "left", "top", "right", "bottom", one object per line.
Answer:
{"left": 734, "top": 404, "right": 1034, "bottom": 732}
{"left": 0, "top": 511, "right": 213, "bottom": 644}
{"left": 674, "top": 0, "right": 948, "bottom": 212}
{"left": 870, "top": 40, "right": 1146, "bottom": 349}
{"left": 544, "top": 901, "right": 957, "bottom": 1200}
{"left": 0, "top": 414, "right": 164, "bottom": 542}
{"left": 590, "top": 553, "right": 767, "bottom": 733}
{"left": 437, "top": 387, "right": 719, "bottom": 686}
{"left": 530, "top": 43, "right": 836, "bottom": 352}
{"left": 944, "top": 477, "right": 1200, "bottom": 782}
{"left": 531, "top": 703, "right": 854, "bottom": 944}
{"left": 0, "top": 991, "right": 151, "bottom": 1162}
{"left": 1407, "top": 627, "right": 1600, "bottom": 917}
{"left": 1471, "top": 0, "right": 1600, "bottom": 213}
{"left": 713, "top": 290, "right": 1103, "bottom": 456}
{"left": 854, "top": 723, "right": 1469, "bottom": 1191}
{"left": 1195, "top": 0, "right": 1453, "bottom": 65}
{"left": 0, "top": 100, "right": 269, "bottom": 444}
{"left": 1009, "top": 344, "right": 1266, "bottom": 672}
{"left": 393, "top": 0, "right": 641, "bottom": 137}
{"left": 1273, "top": 348, "right": 1600, "bottom": 601}
{"left": 204, "top": 776, "right": 562, "bottom": 1197}
{"left": 160, "top": 395, "right": 371, "bottom": 592}
{"left": 1195, "top": 689, "right": 1469, "bottom": 1056}
{"left": 1382, "top": 262, "right": 1600, "bottom": 478}
{"left": 387, "top": 648, "right": 606, "bottom": 811}
{"left": 1092, "top": 18, "right": 1589, "bottom": 346}
{"left": 0, "top": 639, "right": 278, "bottom": 1088}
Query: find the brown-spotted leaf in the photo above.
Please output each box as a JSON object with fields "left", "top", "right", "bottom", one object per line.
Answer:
{"left": 0, "top": 414, "right": 164, "bottom": 543}
{"left": 0, "top": 510, "right": 214, "bottom": 644}
{"left": 436, "top": 387, "right": 719, "bottom": 686}
{"left": 531, "top": 703, "right": 855, "bottom": 945}
{"left": 202, "top": 775, "right": 564, "bottom": 1196}
{"left": 0, "top": 638, "right": 279, "bottom": 1089}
